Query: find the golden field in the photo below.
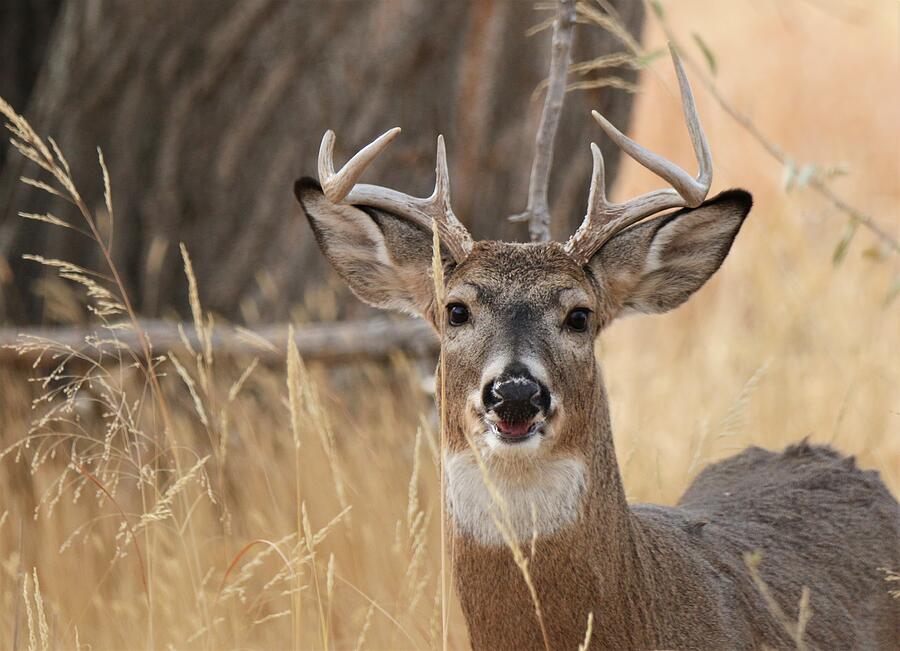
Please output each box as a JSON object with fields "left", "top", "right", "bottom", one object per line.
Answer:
{"left": 0, "top": 1, "right": 897, "bottom": 649}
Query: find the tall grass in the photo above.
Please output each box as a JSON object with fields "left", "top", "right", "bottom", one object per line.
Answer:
{"left": 1, "top": 1, "right": 898, "bottom": 649}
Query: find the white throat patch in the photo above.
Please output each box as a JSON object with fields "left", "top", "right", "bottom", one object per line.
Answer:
{"left": 444, "top": 452, "right": 587, "bottom": 546}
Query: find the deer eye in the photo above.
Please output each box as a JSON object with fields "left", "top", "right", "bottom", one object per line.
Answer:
{"left": 447, "top": 303, "right": 470, "bottom": 326}
{"left": 565, "top": 308, "right": 590, "bottom": 333}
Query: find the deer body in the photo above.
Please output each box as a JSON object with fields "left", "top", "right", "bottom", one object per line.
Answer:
{"left": 295, "top": 45, "right": 899, "bottom": 649}
{"left": 432, "top": 242, "right": 899, "bottom": 650}
{"left": 448, "top": 362, "right": 898, "bottom": 650}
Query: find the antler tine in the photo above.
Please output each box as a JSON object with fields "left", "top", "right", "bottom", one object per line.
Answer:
{"left": 670, "top": 43, "right": 712, "bottom": 197}
{"left": 317, "top": 129, "right": 473, "bottom": 262}
{"left": 433, "top": 135, "right": 451, "bottom": 212}
{"left": 586, "top": 142, "right": 607, "bottom": 216}
{"left": 428, "top": 135, "right": 474, "bottom": 259}
{"left": 564, "top": 44, "right": 714, "bottom": 264}
{"left": 318, "top": 127, "right": 402, "bottom": 204}
{"left": 590, "top": 45, "right": 711, "bottom": 207}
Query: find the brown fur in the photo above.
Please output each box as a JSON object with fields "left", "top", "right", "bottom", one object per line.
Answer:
{"left": 295, "top": 181, "right": 900, "bottom": 649}
{"left": 454, "top": 394, "right": 900, "bottom": 649}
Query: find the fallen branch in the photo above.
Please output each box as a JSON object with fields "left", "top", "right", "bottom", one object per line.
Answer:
{"left": 0, "top": 317, "right": 438, "bottom": 366}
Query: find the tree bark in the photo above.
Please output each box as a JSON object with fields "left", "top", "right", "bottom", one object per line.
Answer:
{"left": 0, "top": 0, "right": 61, "bottom": 173}
{"left": 0, "top": 0, "right": 644, "bottom": 325}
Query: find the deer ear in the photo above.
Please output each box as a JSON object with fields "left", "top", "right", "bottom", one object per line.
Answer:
{"left": 588, "top": 189, "right": 752, "bottom": 316}
{"left": 295, "top": 178, "right": 443, "bottom": 317}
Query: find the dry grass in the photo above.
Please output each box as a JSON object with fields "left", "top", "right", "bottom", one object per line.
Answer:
{"left": 0, "top": 1, "right": 898, "bottom": 649}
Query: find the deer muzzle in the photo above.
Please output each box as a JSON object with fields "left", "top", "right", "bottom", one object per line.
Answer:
{"left": 482, "top": 366, "right": 552, "bottom": 441}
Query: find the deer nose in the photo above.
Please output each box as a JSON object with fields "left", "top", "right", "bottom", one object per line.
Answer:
{"left": 482, "top": 376, "right": 548, "bottom": 423}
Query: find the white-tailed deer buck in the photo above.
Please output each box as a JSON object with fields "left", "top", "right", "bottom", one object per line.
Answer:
{"left": 294, "top": 42, "right": 899, "bottom": 651}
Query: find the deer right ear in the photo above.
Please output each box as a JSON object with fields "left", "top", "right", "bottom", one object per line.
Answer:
{"left": 295, "top": 178, "right": 444, "bottom": 318}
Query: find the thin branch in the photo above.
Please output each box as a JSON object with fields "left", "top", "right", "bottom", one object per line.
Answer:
{"left": 649, "top": 4, "right": 899, "bottom": 255}
{"left": 510, "top": 0, "right": 576, "bottom": 242}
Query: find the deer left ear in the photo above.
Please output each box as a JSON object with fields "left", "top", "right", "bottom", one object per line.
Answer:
{"left": 588, "top": 189, "right": 752, "bottom": 316}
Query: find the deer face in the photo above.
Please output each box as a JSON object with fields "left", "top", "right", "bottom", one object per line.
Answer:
{"left": 439, "top": 241, "right": 602, "bottom": 459}
{"left": 296, "top": 181, "right": 752, "bottom": 465}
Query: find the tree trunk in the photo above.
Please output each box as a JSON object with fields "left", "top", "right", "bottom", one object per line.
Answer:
{"left": 0, "top": 0, "right": 61, "bottom": 174}
{"left": 0, "top": 0, "right": 644, "bottom": 325}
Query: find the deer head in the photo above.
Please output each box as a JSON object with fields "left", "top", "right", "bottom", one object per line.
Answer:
{"left": 294, "top": 47, "right": 752, "bottom": 544}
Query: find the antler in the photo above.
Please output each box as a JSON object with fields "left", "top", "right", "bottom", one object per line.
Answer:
{"left": 317, "top": 128, "right": 473, "bottom": 262}
{"left": 564, "top": 44, "right": 713, "bottom": 264}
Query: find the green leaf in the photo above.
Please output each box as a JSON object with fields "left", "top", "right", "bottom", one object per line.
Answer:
{"left": 634, "top": 48, "right": 666, "bottom": 69}
{"left": 795, "top": 163, "right": 818, "bottom": 189}
{"left": 650, "top": 0, "right": 666, "bottom": 20}
{"left": 832, "top": 219, "right": 858, "bottom": 266}
{"left": 885, "top": 274, "right": 900, "bottom": 306}
{"left": 823, "top": 162, "right": 850, "bottom": 179}
{"left": 692, "top": 33, "right": 717, "bottom": 76}
{"left": 782, "top": 159, "right": 797, "bottom": 192}
{"left": 861, "top": 245, "right": 886, "bottom": 262}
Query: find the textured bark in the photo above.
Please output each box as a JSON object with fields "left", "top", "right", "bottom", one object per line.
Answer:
{"left": 0, "top": 0, "right": 61, "bottom": 173}
{"left": 0, "top": 0, "right": 644, "bottom": 325}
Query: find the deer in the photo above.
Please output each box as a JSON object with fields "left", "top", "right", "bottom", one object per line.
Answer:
{"left": 293, "top": 39, "right": 899, "bottom": 651}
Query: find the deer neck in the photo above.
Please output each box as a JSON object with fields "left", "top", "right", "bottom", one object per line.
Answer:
{"left": 446, "top": 372, "right": 653, "bottom": 648}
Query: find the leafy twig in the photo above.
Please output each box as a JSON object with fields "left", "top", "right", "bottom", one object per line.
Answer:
{"left": 648, "top": 1, "right": 898, "bottom": 256}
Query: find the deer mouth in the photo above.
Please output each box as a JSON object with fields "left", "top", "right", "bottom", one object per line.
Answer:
{"left": 488, "top": 419, "right": 545, "bottom": 444}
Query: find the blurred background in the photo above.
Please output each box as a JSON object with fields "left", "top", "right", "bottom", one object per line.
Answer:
{"left": 0, "top": 0, "right": 644, "bottom": 324}
{"left": 0, "top": 1, "right": 897, "bottom": 649}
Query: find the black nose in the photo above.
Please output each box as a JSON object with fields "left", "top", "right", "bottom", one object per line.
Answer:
{"left": 483, "top": 368, "right": 550, "bottom": 423}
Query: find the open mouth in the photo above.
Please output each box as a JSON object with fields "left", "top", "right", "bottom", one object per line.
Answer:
{"left": 487, "top": 419, "right": 545, "bottom": 444}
